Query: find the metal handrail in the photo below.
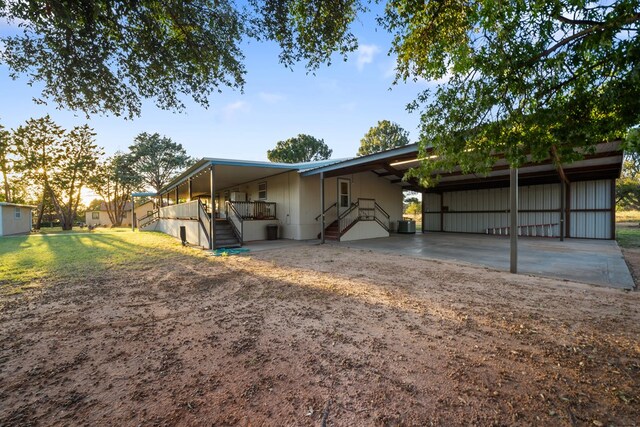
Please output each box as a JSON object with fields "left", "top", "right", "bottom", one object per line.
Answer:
{"left": 374, "top": 202, "right": 390, "bottom": 231}
{"left": 229, "top": 201, "right": 276, "bottom": 220}
{"left": 338, "top": 201, "right": 359, "bottom": 234}
{"left": 197, "top": 200, "right": 210, "bottom": 244}
{"left": 225, "top": 201, "right": 244, "bottom": 244}
{"left": 315, "top": 202, "right": 337, "bottom": 221}
{"left": 138, "top": 210, "right": 159, "bottom": 228}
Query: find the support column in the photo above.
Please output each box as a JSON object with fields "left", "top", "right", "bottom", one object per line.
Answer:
{"left": 210, "top": 166, "right": 216, "bottom": 250}
{"left": 421, "top": 191, "right": 426, "bottom": 234}
{"left": 188, "top": 178, "right": 193, "bottom": 202}
{"left": 131, "top": 194, "right": 135, "bottom": 231}
{"left": 565, "top": 182, "right": 571, "bottom": 238}
{"left": 510, "top": 168, "right": 518, "bottom": 274}
{"left": 559, "top": 181, "right": 565, "bottom": 241}
{"left": 175, "top": 187, "right": 179, "bottom": 205}
{"left": 320, "top": 172, "right": 325, "bottom": 244}
{"left": 439, "top": 193, "right": 444, "bottom": 232}
{"left": 610, "top": 179, "right": 616, "bottom": 240}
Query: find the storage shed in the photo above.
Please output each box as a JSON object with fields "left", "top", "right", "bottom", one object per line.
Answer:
{"left": 0, "top": 202, "right": 34, "bottom": 236}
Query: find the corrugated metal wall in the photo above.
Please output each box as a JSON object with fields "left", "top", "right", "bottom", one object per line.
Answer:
{"left": 570, "top": 180, "right": 612, "bottom": 239}
{"left": 423, "top": 193, "right": 441, "bottom": 231}
{"left": 423, "top": 179, "right": 613, "bottom": 239}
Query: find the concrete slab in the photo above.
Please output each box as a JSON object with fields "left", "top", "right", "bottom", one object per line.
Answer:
{"left": 339, "top": 232, "right": 635, "bottom": 290}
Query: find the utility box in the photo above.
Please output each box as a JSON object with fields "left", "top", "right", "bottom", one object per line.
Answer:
{"left": 266, "top": 224, "right": 278, "bottom": 240}
{"left": 397, "top": 220, "right": 416, "bottom": 234}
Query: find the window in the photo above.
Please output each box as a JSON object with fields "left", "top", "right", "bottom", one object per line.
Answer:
{"left": 258, "top": 182, "right": 267, "bottom": 200}
{"left": 340, "top": 181, "right": 349, "bottom": 208}
{"left": 14, "top": 207, "right": 21, "bottom": 219}
{"left": 92, "top": 212, "right": 100, "bottom": 220}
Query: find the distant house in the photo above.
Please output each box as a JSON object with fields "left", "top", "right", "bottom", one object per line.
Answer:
{"left": 0, "top": 202, "right": 34, "bottom": 236}
{"left": 85, "top": 200, "right": 155, "bottom": 227}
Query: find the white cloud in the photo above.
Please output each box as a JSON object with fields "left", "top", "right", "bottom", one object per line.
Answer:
{"left": 222, "top": 100, "right": 250, "bottom": 119}
{"left": 356, "top": 44, "right": 380, "bottom": 71}
{"left": 258, "top": 92, "right": 285, "bottom": 104}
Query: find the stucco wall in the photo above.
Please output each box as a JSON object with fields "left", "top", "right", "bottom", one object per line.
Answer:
{"left": 0, "top": 205, "right": 32, "bottom": 236}
{"left": 298, "top": 172, "right": 404, "bottom": 240}
{"left": 154, "top": 218, "right": 208, "bottom": 248}
{"left": 340, "top": 220, "right": 389, "bottom": 242}
{"left": 216, "top": 171, "right": 302, "bottom": 240}
{"left": 85, "top": 210, "right": 135, "bottom": 227}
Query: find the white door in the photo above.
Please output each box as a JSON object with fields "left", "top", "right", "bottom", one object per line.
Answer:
{"left": 338, "top": 178, "right": 351, "bottom": 215}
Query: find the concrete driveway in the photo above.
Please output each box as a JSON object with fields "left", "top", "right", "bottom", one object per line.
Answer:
{"left": 339, "top": 232, "right": 635, "bottom": 290}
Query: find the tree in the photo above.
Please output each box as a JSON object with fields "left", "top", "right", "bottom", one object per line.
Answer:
{"left": 89, "top": 153, "right": 143, "bottom": 227}
{"left": 384, "top": 1, "right": 640, "bottom": 184}
{"left": 0, "top": 121, "right": 13, "bottom": 202}
{"left": 267, "top": 134, "right": 332, "bottom": 163}
{"left": 3, "top": 1, "right": 638, "bottom": 176}
{"left": 617, "top": 128, "right": 640, "bottom": 209}
{"left": 358, "top": 120, "right": 410, "bottom": 156}
{"left": 13, "top": 117, "right": 102, "bottom": 230}
{"left": 0, "top": 0, "right": 361, "bottom": 118}
{"left": 129, "top": 133, "right": 192, "bottom": 194}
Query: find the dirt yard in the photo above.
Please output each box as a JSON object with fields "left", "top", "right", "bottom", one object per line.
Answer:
{"left": 1, "top": 243, "right": 639, "bottom": 426}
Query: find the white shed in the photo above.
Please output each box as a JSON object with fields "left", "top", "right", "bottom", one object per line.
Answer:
{"left": 0, "top": 202, "right": 34, "bottom": 236}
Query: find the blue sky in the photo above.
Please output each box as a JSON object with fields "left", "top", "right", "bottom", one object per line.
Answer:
{"left": 0, "top": 6, "right": 428, "bottom": 162}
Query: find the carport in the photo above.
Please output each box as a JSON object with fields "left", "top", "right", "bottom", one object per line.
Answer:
{"left": 340, "top": 232, "right": 635, "bottom": 289}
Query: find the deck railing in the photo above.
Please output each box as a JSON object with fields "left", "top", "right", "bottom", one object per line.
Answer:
{"left": 337, "top": 198, "right": 390, "bottom": 235}
{"left": 225, "top": 201, "right": 244, "bottom": 244}
{"left": 230, "top": 201, "right": 276, "bottom": 220}
{"left": 159, "top": 200, "right": 200, "bottom": 219}
{"left": 138, "top": 210, "right": 159, "bottom": 228}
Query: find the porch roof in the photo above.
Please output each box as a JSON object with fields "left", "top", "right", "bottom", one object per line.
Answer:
{"left": 301, "top": 141, "right": 624, "bottom": 192}
{"left": 158, "top": 157, "right": 346, "bottom": 197}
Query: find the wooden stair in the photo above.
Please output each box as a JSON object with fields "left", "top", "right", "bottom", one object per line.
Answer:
{"left": 323, "top": 220, "right": 340, "bottom": 241}
{"left": 214, "top": 219, "right": 241, "bottom": 248}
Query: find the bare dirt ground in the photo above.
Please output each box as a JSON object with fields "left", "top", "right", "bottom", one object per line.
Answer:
{"left": 1, "top": 244, "right": 639, "bottom": 426}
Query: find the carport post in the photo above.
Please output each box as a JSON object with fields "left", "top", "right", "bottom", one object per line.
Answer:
{"left": 210, "top": 165, "right": 216, "bottom": 250}
{"left": 560, "top": 181, "right": 565, "bottom": 241}
{"left": 510, "top": 168, "right": 518, "bottom": 274}
{"left": 320, "top": 172, "right": 325, "bottom": 244}
{"left": 421, "top": 191, "right": 426, "bottom": 233}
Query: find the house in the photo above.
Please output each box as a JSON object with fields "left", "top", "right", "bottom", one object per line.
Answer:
{"left": 0, "top": 202, "right": 34, "bottom": 236}
{"left": 139, "top": 142, "right": 623, "bottom": 249}
{"left": 86, "top": 200, "right": 155, "bottom": 228}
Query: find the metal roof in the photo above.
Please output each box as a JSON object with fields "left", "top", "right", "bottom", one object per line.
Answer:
{"left": 158, "top": 157, "right": 347, "bottom": 194}
{"left": 0, "top": 202, "right": 36, "bottom": 209}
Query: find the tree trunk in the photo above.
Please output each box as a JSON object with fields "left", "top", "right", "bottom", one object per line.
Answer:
{"left": 0, "top": 159, "right": 11, "bottom": 203}
{"left": 34, "top": 192, "right": 46, "bottom": 230}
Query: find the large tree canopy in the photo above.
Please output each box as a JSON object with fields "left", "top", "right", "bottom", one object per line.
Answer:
{"left": 386, "top": 0, "right": 640, "bottom": 184}
{"left": 2, "top": 0, "right": 638, "bottom": 183}
{"left": 0, "top": 0, "right": 362, "bottom": 118}
{"left": 358, "top": 120, "right": 410, "bottom": 156}
{"left": 129, "top": 133, "right": 192, "bottom": 194}
{"left": 267, "top": 134, "right": 332, "bottom": 163}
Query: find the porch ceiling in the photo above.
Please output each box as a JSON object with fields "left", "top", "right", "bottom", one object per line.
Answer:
{"left": 305, "top": 141, "right": 623, "bottom": 192}
{"left": 170, "top": 164, "right": 298, "bottom": 198}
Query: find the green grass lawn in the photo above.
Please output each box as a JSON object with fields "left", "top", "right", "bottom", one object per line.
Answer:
{"left": 616, "top": 226, "right": 640, "bottom": 248}
{"left": 0, "top": 229, "right": 200, "bottom": 295}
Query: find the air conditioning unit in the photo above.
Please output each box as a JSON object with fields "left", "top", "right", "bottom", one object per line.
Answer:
{"left": 230, "top": 192, "right": 246, "bottom": 202}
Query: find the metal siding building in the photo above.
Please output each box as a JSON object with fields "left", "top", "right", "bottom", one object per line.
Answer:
{"left": 424, "top": 179, "right": 614, "bottom": 239}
